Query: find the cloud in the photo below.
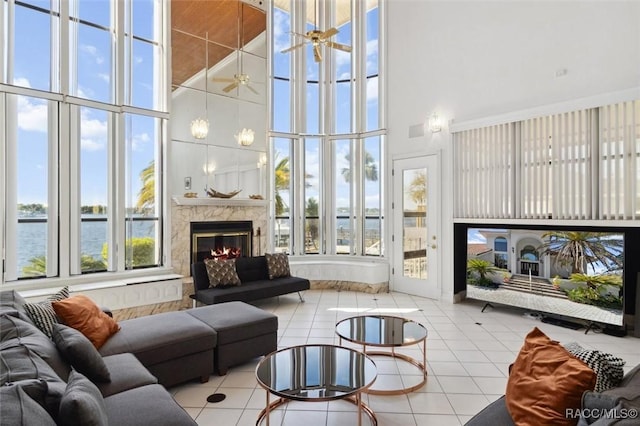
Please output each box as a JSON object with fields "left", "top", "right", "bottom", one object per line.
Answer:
{"left": 80, "top": 44, "right": 105, "bottom": 65}
{"left": 366, "top": 76, "right": 378, "bottom": 103}
{"left": 14, "top": 77, "right": 31, "bottom": 88}
{"left": 132, "top": 132, "right": 151, "bottom": 151}
{"left": 273, "top": 9, "right": 291, "bottom": 54}
{"left": 98, "top": 73, "right": 110, "bottom": 83}
{"left": 80, "top": 109, "right": 107, "bottom": 151}
{"left": 17, "top": 96, "right": 48, "bottom": 133}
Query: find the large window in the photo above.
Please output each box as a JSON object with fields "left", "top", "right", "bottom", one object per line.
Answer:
{"left": 1, "top": 0, "right": 167, "bottom": 283}
{"left": 270, "top": 0, "right": 384, "bottom": 257}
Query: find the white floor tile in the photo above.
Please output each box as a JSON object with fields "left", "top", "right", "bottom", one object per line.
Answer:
{"left": 168, "top": 289, "right": 639, "bottom": 424}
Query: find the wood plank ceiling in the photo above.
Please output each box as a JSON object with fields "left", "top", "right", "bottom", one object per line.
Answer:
{"left": 171, "top": 0, "right": 266, "bottom": 88}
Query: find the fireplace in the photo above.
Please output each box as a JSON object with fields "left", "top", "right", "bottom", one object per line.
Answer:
{"left": 190, "top": 221, "right": 253, "bottom": 266}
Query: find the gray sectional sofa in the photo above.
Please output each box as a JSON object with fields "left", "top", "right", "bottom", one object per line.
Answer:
{"left": 0, "top": 288, "right": 278, "bottom": 424}
{"left": 465, "top": 363, "right": 640, "bottom": 426}
{"left": 191, "top": 255, "right": 310, "bottom": 305}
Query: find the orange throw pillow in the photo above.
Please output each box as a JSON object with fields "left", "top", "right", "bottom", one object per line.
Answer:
{"left": 505, "top": 327, "right": 596, "bottom": 426}
{"left": 52, "top": 295, "right": 120, "bottom": 349}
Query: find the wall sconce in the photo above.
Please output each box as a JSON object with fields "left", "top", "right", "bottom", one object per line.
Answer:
{"left": 235, "top": 128, "right": 255, "bottom": 146}
{"left": 428, "top": 113, "right": 442, "bottom": 133}
{"left": 191, "top": 118, "right": 209, "bottom": 139}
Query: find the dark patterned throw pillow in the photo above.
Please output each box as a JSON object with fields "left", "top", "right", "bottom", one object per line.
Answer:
{"left": 204, "top": 259, "right": 241, "bottom": 288}
{"left": 23, "top": 286, "right": 70, "bottom": 338}
{"left": 564, "top": 342, "right": 626, "bottom": 392}
{"left": 265, "top": 253, "right": 290, "bottom": 279}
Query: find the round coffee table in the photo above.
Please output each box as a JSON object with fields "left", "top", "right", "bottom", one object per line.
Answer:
{"left": 335, "top": 315, "right": 428, "bottom": 395}
{"left": 255, "top": 344, "right": 377, "bottom": 426}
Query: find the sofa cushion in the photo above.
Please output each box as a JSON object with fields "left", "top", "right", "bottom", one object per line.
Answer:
{"left": 52, "top": 295, "right": 120, "bottom": 349}
{"left": 0, "top": 289, "right": 31, "bottom": 320}
{"left": 265, "top": 252, "right": 291, "bottom": 279}
{"left": 104, "top": 384, "right": 196, "bottom": 426}
{"left": 52, "top": 324, "right": 111, "bottom": 383}
{"left": 22, "top": 286, "right": 70, "bottom": 338}
{"left": 505, "top": 327, "right": 596, "bottom": 426}
{"left": 234, "top": 256, "right": 270, "bottom": 282}
{"left": 204, "top": 258, "right": 241, "bottom": 287}
{"left": 187, "top": 301, "right": 278, "bottom": 346}
{"left": 97, "top": 353, "right": 157, "bottom": 398}
{"left": 0, "top": 379, "right": 56, "bottom": 426}
{"left": 58, "top": 370, "right": 108, "bottom": 426}
{"left": 0, "top": 314, "right": 71, "bottom": 381}
{"left": 98, "top": 311, "right": 216, "bottom": 367}
{"left": 0, "top": 344, "right": 67, "bottom": 418}
{"left": 565, "top": 342, "right": 625, "bottom": 392}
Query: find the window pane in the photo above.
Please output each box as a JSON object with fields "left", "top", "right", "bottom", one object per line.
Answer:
{"left": 133, "top": 0, "right": 157, "bottom": 41}
{"left": 125, "top": 114, "right": 161, "bottom": 269}
{"left": 74, "top": 0, "right": 110, "bottom": 29}
{"left": 130, "top": 39, "right": 157, "bottom": 109}
{"left": 273, "top": 7, "right": 291, "bottom": 78}
{"left": 15, "top": 95, "right": 51, "bottom": 278}
{"left": 335, "top": 81, "right": 351, "bottom": 134}
{"left": 364, "top": 137, "right": 381, "bottom": 256}
{"left": 305, "top": 138, "right": 320, "bottom": 254}
{"left": 366, "top": 75, "right": 379, "bottom": 131}
{"left": 80, "top": 107, "right": 109, "bottom": 273}
{"left": 274, "top": 138, "right": 291, "bottom": 253}
{"left": 273, "top": 78, "right": 291, "bottom": 132}
{"left": 306, "top": 80, "right": 319, "bottom": 134}
{"left": 75, "top": 23, "right": 112, "bottom": 103}
{"left": 335, "top": 139, "right": 352, "bottom": 254}
{"left": 14, "top": 4, "right": 52, "bottom": 91}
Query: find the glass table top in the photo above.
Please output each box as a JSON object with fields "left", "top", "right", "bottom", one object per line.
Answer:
{"left": 255, "top": 344, "right": 377, "bottom": 402}
{"left": 335, "top": 315, "right": 428, "bottom": 347}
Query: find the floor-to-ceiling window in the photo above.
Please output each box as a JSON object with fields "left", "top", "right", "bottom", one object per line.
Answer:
{"left": 1, "top": 0, "right": 167, "bottom": 283}
{"left": 270, "top": 0, "right": 385, "bottom": 257}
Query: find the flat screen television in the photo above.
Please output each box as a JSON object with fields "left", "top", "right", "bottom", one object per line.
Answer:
{"left": 454, "top": 224, "right": 640, "bottom": 328}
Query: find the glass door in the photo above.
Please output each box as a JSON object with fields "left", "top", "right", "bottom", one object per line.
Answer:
{"left": 392, "top": 155, "right": 440, "bottom": 299}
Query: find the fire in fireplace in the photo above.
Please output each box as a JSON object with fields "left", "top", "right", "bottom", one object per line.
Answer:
{"left": 191, "top": 221, "right": 253, "bottom": 266}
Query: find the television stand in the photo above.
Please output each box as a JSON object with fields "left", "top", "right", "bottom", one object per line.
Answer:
{"left": 481, "top": 302, "right": 494, "bottom": 312}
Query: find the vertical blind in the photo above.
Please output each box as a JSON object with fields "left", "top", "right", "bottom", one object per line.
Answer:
{"left": 599, "top": 100, "right": 640, "bottom": 220}
{"left": 453, "top": 100, "right": 639, "bottom": 221}
{"left": 454, "top": 123, "right": 514, "bottom": 219}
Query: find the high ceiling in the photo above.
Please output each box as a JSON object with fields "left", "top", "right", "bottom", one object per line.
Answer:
{"left": 171, "top": 0, "right": 266, "bottom": 88}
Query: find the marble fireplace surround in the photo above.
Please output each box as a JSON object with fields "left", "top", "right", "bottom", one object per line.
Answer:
{"left": 171, "top": 197, "right": 268, "bottom": 277}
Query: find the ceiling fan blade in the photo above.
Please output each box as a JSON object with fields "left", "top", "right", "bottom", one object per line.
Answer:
{"left": 313, "top": 44, "right": 322, "bottom": 62}
{"left": 211, "top": 77, "right": 236, "bottom": 83}
{"left": 247, "top": 85, "right": 259, "bottom": 95}
{"left": 326, "top": 41, "right": 352, "bottom": 53}
{"left": 222, "top": 81, "right": 239, "bottom": 93}
{"left": 320, "top": 27, "right": 338, "bottom": 38}
{"left": 281, "top": 42, "right": 306, "bottom": 54}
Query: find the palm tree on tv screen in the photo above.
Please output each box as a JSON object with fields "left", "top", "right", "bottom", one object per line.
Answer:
{"left": 538, "top": 231, "right": 623, "bottom": 274}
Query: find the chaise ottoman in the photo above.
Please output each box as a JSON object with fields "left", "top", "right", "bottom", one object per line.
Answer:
{"left": 99, "top": 311, "right": 217, "bottom": 388}
{"left": 186, "top": 301, "right": 278, "bottom": 374}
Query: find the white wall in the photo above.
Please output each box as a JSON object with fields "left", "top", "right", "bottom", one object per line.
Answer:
{"left": 387, "top": 0, "right": 640, "bottom": 301}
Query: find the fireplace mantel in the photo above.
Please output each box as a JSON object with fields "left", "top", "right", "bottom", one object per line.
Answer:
{"left": 172, "top": 196, "right": 267, "bottom": 207}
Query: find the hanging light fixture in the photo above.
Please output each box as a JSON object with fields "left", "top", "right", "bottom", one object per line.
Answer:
{"left": 191, "top": 33, "right": 210, "bottom": 139}
{"left": 235, "top": 128, "right": 255, "bottom": 146}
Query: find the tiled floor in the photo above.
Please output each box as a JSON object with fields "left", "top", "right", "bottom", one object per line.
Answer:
{"left": 170, "top": 289, "right": 640, "bottom": 426}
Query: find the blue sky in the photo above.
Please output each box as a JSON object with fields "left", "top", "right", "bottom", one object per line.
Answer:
{"left": 14, "top": 0, "right": 156, "bottom": 206}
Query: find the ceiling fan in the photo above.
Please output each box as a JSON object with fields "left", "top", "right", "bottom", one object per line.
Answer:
{"left": 211, "top": 3, "right": 259, "bottom": 95}
{"left": 280, "top": 0, "right": 352, "bottom": 62}
{"left": 212, "top": 70, "right": 259, "bottom": 95}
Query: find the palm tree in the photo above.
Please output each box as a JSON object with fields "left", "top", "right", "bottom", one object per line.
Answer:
{"left": 467, "top": 258, "right": 500, "bottom": 282}
{"left": 341, "top": 151, "right": 379, "bottom": 183}
{"left": 408, "top": 171, "right": 426, "bottom": 207}
{"left": 538, "top": 231, "right": 623, "bottom": 274}
{"left": 274, "top": 157, "right": 290, "bottom": 217}
{"left": 136, "top": 160, "right": 155, "bottom": 213}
